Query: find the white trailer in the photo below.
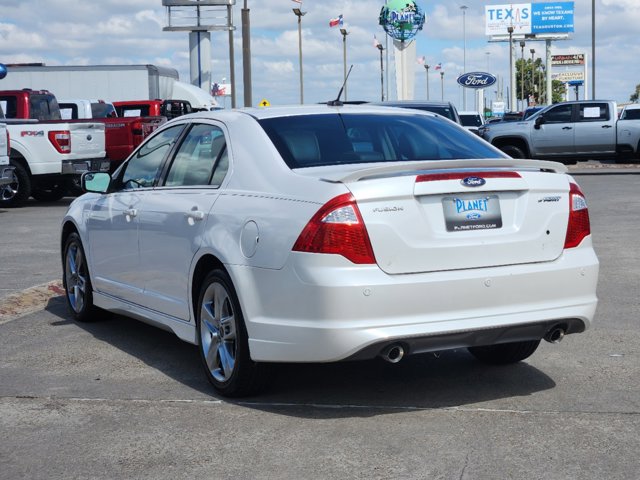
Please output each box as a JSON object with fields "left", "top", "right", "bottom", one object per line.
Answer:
{"left": 0, "top": 64, "right": 218, "bottom": 110}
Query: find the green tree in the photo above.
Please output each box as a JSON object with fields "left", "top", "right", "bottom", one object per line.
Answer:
{"left": 516, "top": 59, "right": 566, "bottom": 106}
{"left": 630, "top": 84, "right": 640, "bottom": 102}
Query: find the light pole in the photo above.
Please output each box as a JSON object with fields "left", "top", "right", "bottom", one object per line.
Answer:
{"left": 424, "top": 64, "right": 430, "bottom": 100}
{"left": 440, "top": 71, "right": 445, "bottom": 101}
{"left": 461, "top": 5, "right": 468, "bottom": 110}
{"left": 293, "top": 8, "right": 306, "bottom": 104}
{"left": 530, "top": 48, "right": 536, "bottom": 105}
{"left": 519, "top": 40, "right": 526, "bottom": 111}
{"left": 241, "top": 0, "right": 252, "bottom": 107}
{"left": 539, "top": 64, "right": 545, "bottom": 103}
{"left": 507, "top": 26, "right": 514, "bottom": 112}
{"left": 340, "top": 28, "right": 349, "bottom": 101}
{"left": 377, "top": 44, "right": 385, "bottom": 101}
{"left": 485, "top": 51, "right": 491, "bottom": 71}
{"left": 592, "top": 0, "right": 596, "bottom": 99}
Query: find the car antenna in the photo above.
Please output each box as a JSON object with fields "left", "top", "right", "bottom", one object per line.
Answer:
{"left": 327, "top": 65, "right": 354, "bottom": 107}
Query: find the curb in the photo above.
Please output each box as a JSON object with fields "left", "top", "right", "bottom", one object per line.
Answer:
{"left": 0, "top": 280, "right": 65, "bottom": 324}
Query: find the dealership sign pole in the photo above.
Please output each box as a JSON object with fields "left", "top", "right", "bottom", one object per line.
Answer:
{"left": 379, "top": 1, "right": 425, "bottom": 101}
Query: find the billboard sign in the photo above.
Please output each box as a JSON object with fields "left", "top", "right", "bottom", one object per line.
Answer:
{"left": 485, "top": 2, "right": 574, "bottom": 36}
{"left": 551, "top": 54, "right": 585, "bottom": 66}
{"left": 457, "top": 72, "right": 497, "bottom": 89}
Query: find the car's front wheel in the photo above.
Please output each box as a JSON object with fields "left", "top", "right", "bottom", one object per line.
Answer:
{"left": 63, "top": 232, "right": 100, "bottom": 322}
{"left": 467, "top": 340, "right": 541, "bottom": 365}
{"left": 197, "top": 269, "right": 267, "bottom": 397}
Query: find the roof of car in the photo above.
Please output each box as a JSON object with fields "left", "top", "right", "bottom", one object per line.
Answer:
{"left": 181, "top": 104, "right": 442, "bottom": 121}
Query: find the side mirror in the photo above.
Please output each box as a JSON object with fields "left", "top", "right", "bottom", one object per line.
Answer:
{"left": 82, "top": 172, "right": 111, "bottom": 193}
{"left": 534, "top": 115, "right": 545, "bottom": 129}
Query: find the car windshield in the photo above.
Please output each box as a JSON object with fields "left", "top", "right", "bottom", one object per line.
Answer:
{"left": 621, "top": 108, "right": 640, "bottom": 120}
{"left": 460, "top": 114, "right": 483, "bottom": 127}
{"left": 258, "top": 113, "right": 505, "bottom": 169}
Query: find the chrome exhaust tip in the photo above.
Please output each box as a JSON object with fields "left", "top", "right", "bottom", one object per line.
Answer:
{"left": 380, "top": 344, "right": 405, "bottom": 363}
{"left": 544, "top": 326, "right": 566, "bottom": 344}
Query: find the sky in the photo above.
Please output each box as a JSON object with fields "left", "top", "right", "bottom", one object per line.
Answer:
{"left": 1, "top": 0, "right": 639, "bottom": 111}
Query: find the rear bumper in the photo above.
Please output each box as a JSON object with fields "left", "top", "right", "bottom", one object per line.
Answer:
{"left": 61, "top": 158, "right": 111, "bottom": 175}
{"left": 232, "top": 241, "right": 599, "bottom": 363}
{"left": 0, "top": 165, "right": 14, "bottom": 186}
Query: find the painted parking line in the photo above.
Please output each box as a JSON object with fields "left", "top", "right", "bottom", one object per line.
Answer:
{"left": 0, "top": 280, "right": 64, "bottom": 325}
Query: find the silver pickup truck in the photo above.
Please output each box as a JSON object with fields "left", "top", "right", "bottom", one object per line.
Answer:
{"left": 479, "top": 100, "right": 640, "bottom": 164}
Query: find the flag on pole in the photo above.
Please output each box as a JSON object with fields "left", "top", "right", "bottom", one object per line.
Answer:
{"left": 291, "top": 0, "right": 303, "bottom": 3}
{"left": 434, "top": 63, "right": 442, "bottom": 70}
{"left": 373, "top": 35, "right": 381, "bottom": 48}
{"left": 417, "top": 56, "right": 426, "bottom": 65}
{"left": 329, "top": 14, "right": 343, "bottom": 27}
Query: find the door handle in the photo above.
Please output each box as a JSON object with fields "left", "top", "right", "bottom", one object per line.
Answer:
{"left": 124, "top": 208, "right": 138, "bottom": 218}
{"left": 562, "top": 127, "right": 573, "bottom": 130}
{"left": 602, "top": 125, "right": 613, "bottom": 128}
{"left": 185, "top": 211, "right": 205, "bottom": 221}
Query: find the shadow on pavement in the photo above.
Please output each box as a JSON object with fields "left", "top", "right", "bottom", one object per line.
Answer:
{"left": 46, "top": 296, "right": 556, "bottom": 418}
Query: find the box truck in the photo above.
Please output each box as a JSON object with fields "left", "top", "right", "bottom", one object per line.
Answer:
{"left": 0, "top": 64, "right": 218, "bottom": 111}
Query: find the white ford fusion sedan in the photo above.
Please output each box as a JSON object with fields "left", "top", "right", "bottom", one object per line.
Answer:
{"left": 61, "top": 105, "right": 599, "bottom": 397}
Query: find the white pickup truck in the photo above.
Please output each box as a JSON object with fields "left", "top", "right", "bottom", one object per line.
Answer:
{"left": 479, "top": 100, "right": 640, "bottom": 164}
{"left": 0, "top": 89, "right": 108, "bottom": 207}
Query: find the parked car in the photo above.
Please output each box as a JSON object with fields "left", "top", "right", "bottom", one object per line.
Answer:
{"left": 458, "top": 110, "right": 485, "bottom": 135}
{"left": 61, "top": 105, "right": 599, "bottom": 397}
{"left": 113, "top": 99, "right": 193, "bottom": 119}
{"left": 369, "top": 100, "right": 461, "bottom": 124}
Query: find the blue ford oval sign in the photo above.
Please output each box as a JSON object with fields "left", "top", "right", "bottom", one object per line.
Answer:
{"left": 461, "top": 176, "right": 486, "bottom": 187}
{"left": 456, "top": 72, "right": 497, "bottom": 89}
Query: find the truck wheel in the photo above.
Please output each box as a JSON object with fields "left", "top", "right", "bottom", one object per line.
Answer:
{"left": 500, "top": 145, "right": 526, "bottom": 159}
{"left": 31, "top": 183, "right": 67, "bottom": 202}
{"left": 66, "top": 175, "right": 84, "bottom": 197}
{"left": 0, "top": 160, "right": 31, "bottom": 208}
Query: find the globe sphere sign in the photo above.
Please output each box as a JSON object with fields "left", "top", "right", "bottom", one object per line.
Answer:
{"left": 0, "top": 64, "right": 7, "bottom": 80}
{"left": 379, "top": 0, "right": 426, "bottom": 42}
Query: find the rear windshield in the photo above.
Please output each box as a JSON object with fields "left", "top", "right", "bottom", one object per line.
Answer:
{"left": 92, "top": 102, "right": 117, "bottom": 118}
{"left": 258, "top": 113, "right": 505, "bottom": 169}
{"left": 460, "top": 114, "right": 483, "bottom": 127}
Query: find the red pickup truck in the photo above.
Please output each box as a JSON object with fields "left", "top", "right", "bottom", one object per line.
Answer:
{"left": 114, "top": 99, "right": 193, "bottom": 120}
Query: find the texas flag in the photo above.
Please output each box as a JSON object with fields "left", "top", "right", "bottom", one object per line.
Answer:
{"left": 434, "top": 63, "right": 443, "bottom": 70}
{"left": 329, "top": 14, "right": 343, "bottom": 27}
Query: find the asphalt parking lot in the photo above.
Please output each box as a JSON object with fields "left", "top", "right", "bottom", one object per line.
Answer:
{"left": 1, "top": 162, "right": 639, "bottom": 479}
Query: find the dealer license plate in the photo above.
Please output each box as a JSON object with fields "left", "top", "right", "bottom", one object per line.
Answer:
{"left": 442, "top": 194, "right": 502, "bottom": 232}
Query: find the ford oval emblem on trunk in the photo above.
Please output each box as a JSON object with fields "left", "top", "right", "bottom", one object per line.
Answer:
{"left": 86, "top": 134, "right": 92, "bottom": 141}
{"left": 461, "top": 176, "right": 486, "bottom": 187}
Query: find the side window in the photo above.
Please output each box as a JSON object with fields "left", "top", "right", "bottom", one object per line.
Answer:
{"left": 164, "top": 124, "right": 228, "bottom": 187}
{"left": 543, "top": 104, "right": 573, "bottom": 123}
{"left": 578, "top": 103, "right": 609, "bottom": 122}
{"left": 120, "top": 124, "right": 184, "bottom": 189}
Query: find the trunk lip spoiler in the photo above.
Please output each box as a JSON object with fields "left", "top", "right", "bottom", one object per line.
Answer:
{"left": 312, "top": 159, "right": 567, "bottom": 183}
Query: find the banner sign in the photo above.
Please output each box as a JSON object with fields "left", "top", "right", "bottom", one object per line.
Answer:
{"left": 485, "top": 2, "right": 574, "bottom": 36}
{"left": 456, "top": 72, "right": 497, "bottom": 89}
{"left": 551, "top": 54, "right": 585, "bottom": 66}
{"left": 552, "top": 71, "right": 585, "bottom": 82}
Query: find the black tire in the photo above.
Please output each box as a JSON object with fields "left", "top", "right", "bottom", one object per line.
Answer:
{"left": 468, "top": 340, "right": 541, "bottom": 365}
{"left": 31, "top": 183, "right": 67, "bottom": 202}
{"left": 62, "top": 232, "right": 101, "bottom": 322}
{"left": 560, "top": 158, "right": 578, "bottom": 165}
{"left": 196, "top": 269, "right": 268, "bottom": 397}
{"left": 0, "top": 160, "right": 31, "bottom": 208}
{"left": 500, "top": 145, "right": 526, "bottom": 159}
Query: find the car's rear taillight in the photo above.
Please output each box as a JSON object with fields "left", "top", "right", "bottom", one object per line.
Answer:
{"left": 48, "top": 130, "right": 71, "bottom": 153}
{"left": 564, "top": 182, "right": 591, "bottom": 249}
{"left": 293, "top": 193, "right": 376, "bottom": 264}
